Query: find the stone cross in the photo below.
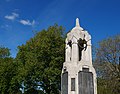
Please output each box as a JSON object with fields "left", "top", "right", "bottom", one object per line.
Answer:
{"left": 61, "top": 18, "right": 97, "bottom": 94}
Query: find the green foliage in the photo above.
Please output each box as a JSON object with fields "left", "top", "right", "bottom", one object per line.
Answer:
{"left": 97, "top": 78, "right": 113, "bottom": 94}
{"left": 16, "top": 24, "right": 65, "bottom": 94}
{"left": 0, "top": 47, "right": 21, "bottom": 94}
{"left": 94, "top": 35, "right": 120, "bottom": 94}
{"left": 0, "top": 47, "right": 10, "bottom": 58}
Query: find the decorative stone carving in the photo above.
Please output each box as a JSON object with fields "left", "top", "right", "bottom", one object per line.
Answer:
{"left": 61, "top": 18, "right": 97, "bottom": 94}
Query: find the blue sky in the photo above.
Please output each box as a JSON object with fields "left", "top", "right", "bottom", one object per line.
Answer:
{"left": 0, "top": 0, "right": 120, "bottom": 57}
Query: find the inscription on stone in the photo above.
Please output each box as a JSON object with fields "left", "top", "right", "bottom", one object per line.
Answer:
{"left": 78, "top": 71, "right": 94, "bottom": 94}
{"left": 71, "top": 78, "right": 75, "bottom": 91}
{"left": 62, "top": 72, "right": 68, "bottom": 94}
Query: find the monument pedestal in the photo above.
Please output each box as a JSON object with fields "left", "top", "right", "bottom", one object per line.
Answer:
{"left": 61, "top": 18, "right": 97, "bottom": 94}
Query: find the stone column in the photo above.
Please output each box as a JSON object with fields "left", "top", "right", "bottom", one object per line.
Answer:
{"left": 88, "top": 40, "right": 92, "bottom": 64}
{"left": 71, "top": 37, "right": 79, "bottom": 62}
{"left": 84, "top": 34, "right": 92, "bottom": 64}
{"left": 65, "top": 39, "right": 71, "bottom": 62}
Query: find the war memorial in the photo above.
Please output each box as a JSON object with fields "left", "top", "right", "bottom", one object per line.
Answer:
{"left": 61, "top": 18, "right": 97, "bottom": 94}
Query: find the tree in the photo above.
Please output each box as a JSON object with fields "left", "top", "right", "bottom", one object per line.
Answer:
{"left": 0, "top": 47, "right": 21, "bottom": 94}
{"left": 0, "top": 46, "right": 10, "bottom": 58}
{"left": 93, "top": 35, "right": 120, "bottom": 94}
{"left": 16, "top": 24, "right": 65, "bottom": 94}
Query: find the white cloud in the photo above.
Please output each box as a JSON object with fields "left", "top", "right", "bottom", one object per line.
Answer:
{"left": 4, "top": 12, "right": 35, "bottom": 27}
{"left": 5, "top": 12, "right": 19, "bottom": 20}
{"left": 19, "top": 20, "right": 35, "bottom": 26}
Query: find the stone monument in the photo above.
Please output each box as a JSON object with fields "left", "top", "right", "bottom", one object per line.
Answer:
{"left": 61, "top": 18, "right": 97, "bottom": 94}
